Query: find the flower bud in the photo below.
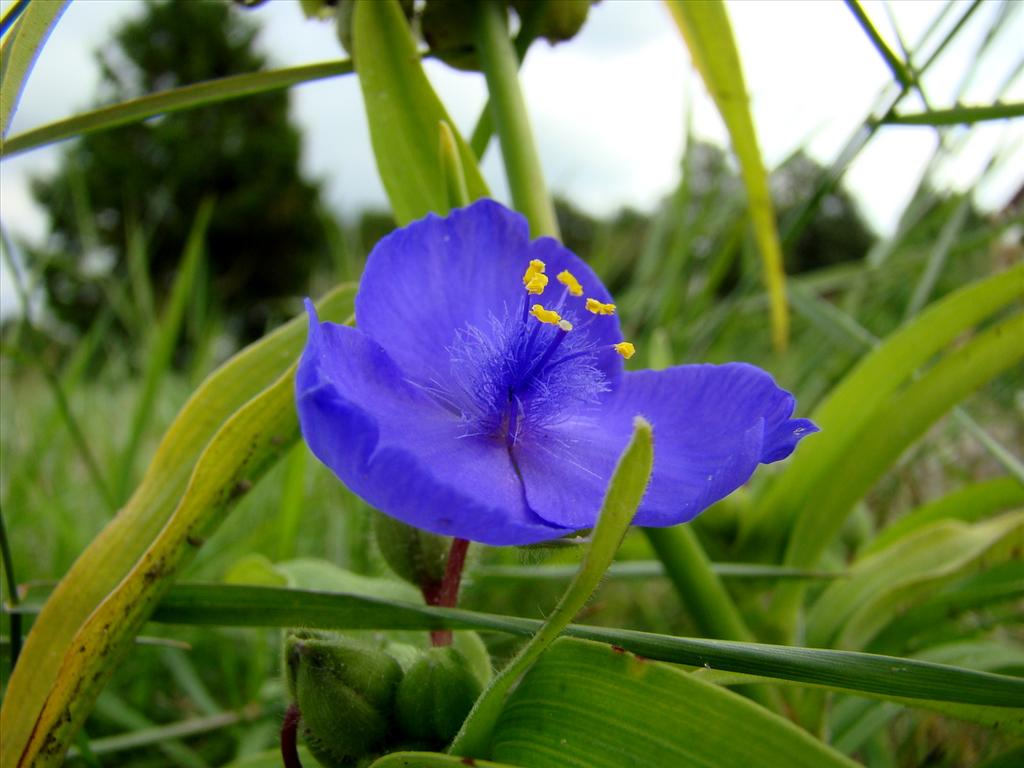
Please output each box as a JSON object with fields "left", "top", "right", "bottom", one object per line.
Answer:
{"left": 284, "top": 631, "right": 403, "bottom": 766}
{"left": 421, "top": 0, "right": 479, "bottom": 71}
{"left": 511, "top": 0, "right": 593, "bottom": 44}
{"left": 395, "top": 646, "right": 484, "bottom": 747}
{"left": 374, "top": 512, "right": 450, "bottom": 589}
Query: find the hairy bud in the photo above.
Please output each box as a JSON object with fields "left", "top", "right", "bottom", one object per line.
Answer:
{"left": 395, "top": 646, "right": 484, "bottom": 747}
{"left": 374, "top": 512, "right": 450, "bottom": 590}
{"left": 284, "top": 631, "right": 403, "bottom": 766}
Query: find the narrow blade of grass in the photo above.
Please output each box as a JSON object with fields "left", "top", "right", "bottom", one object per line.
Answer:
{"left": 1, "top": 59, "right": 354, "bottom": 157}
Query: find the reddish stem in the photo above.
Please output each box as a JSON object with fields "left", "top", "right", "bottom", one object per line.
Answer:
{"left": 423, "top": 537, "right": 470, "bottom": 646}
{"left": 281, "top": 702, "right": 303, "bottom": 768}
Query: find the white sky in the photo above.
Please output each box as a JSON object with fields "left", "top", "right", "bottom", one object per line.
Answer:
{"left": 2, "top": 0, "right": 1023, "bottom": 316}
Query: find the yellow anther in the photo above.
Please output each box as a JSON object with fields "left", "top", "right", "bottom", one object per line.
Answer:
{"left": 614, "top": 342, "right": 635, "bottom": 360}
{"left": 586, "top": 298, "right": 617, "bottom": 315}
{"left": 557, "top": 270, "right": 583, "bottom": 297}
{"left": 530, "top": 304, "right": 562, "bottom": 325}
{"left": 522, "top": 259, "right": 546, "bottom": 286}
{"left": 558, "top": 319, "right": 574, "bottom": 332}
{"left": 525, "top": 272, "right": 549, "bottom": 295}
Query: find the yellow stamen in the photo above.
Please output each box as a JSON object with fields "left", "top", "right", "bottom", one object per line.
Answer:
{"left": 522, "top": 259, "right": 546, "bottom": 286}
{"left": 557, "top": 270, "right": 583, "bottom": 296}
{"left": 614, "top": 342, "right": 635, "bottom": 360}
{"left": 530, "top": 304, "right": 562, "bottom": 325}
{"left": 586, "top": 298, "right": 617, "bottom": 315}
{"left": 558, "top": 319, "right": 574, "bottom": 332}
{"left": 525, "top": 273, "right": 549, "bottom": 295}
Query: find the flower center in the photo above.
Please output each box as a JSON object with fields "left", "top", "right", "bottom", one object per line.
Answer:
{"left": 438, "top": 259, "right": 634, "bottom": 445}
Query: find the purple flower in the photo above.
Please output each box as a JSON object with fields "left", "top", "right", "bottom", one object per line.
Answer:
{"left": 296, "top": 200, "right": 817, "bottom": 546}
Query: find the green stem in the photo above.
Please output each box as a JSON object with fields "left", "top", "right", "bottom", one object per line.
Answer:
{"left": 473, "top": 0, "right": 559, "bottom": 238}
{"left": 468, "top": 0, "right": 548, "bottom": 159}
{"left": 644, "top": 526, "right": 752, "bottom": 641}
{"left": 644, "top": 526, "right": 781, "bottom": 711}
{"left": 0, "top": 511, "right": 22, "bottom": 669}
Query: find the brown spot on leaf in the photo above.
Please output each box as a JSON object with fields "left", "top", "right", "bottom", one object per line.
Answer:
{"left": 230, "top": 479, "right": 253, "bottom": 500}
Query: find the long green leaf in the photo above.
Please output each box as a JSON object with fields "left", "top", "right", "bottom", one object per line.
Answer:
{"left": 0, "top": 0, "right": 68, "bottom": 138}
{"left": 806, "top": 512, "right": 1024, "bottom": 650}
{"left": 353, "top": 0, "right": 488, "bottom": 224}
{"left": 664, "top": 0, "right": 789, "bottom": 350}
{"left": 101, "top": 583, "right": 1024, "bottom": 716}
{"left": 868, "top": 561, "right": 1024, "bottom": 654}
{"left": 18, "top": 362, "right": 304, "bottom": 765}
{"left": 863, "top": 476, "right": 1024, "bottom": 556}
{"left": 449, "top": 417, "right": 653, "bottom": 758}
{"left": 115, "top": 199, "right": 215, "bottom": 502}
{"left": 745, "top": 263, "right": 1024, "bottom": 550}
{"left": 769, "top": 308, "right": 1024, "bottom": 630}
{"left": 0, "top": 285, "right": 356, "bottom": 767}
{"left": 784, "top": 309, "right": 1024, "bottom": 568}
{"left": 1, "top": 59, "right": 354, "bottom": 157}
{"left": 489, "top": 638, "right": 857, "bottom": 768}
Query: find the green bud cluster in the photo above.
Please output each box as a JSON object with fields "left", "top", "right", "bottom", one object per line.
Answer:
{"left": 328, "top": 1, "right": 594, "bottom": 70}
{"left": 284, "top": 630, "right": 490, "bottom": 765}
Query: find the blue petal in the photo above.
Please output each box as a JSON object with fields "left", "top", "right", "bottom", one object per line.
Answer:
{"left": 514, "top": 363, "right": 818, "bottom": 529}
{"left": 355, "top": 199, "right": 623, "bottom": 389}
{"left": 296, "top": 303, "right": 574, "bottom": 546}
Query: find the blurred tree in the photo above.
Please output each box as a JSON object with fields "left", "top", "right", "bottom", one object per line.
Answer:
{"left": 30, "top": 0, "right": 328, "bottom": 346}
{"left": 771, "top": 151, "right": 876, "bottom": 274}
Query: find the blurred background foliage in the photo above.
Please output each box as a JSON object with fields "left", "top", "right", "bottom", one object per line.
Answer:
{"left": 1, "top": 0, "right": 1021, "bottom": 766}
{"left": 25, "top": 0, "right": 329, "bottom": 351}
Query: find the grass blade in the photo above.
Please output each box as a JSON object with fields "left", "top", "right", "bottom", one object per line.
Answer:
{"left": 881, "top": 102, "right": 1024, "bottom": 125}
{"left": 1, "top": 59, "right": 354, "bottom": 157}
{"left": 91, "top": 582, "right": 1024, "bottom": 721}
{"left": 843, "top": 0, "right": 913, "bottom": 88}
{"left": 664, "top": 0, "right": 789, "bottom": 350}
{"left": 0, "top": 0, "right": 68, "bottom": 137}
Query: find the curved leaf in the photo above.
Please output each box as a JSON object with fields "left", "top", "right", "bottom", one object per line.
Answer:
{"left": 863, "top": 476, "right": 1024, "bottom": 556}
{"left": 353, "top": 0, "right": 489, "bottom": 223}
{"left": 806, "top": 512, "right": 1024, "bottom": 650}
{"left": 0, "top": 285, "right": 356, "bottom": 767}
{"left": 490, "top": 638, "right": 857, "bottom": 768}
{"left": 746, "top": 263, "right": 1024, "bottom": 549}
